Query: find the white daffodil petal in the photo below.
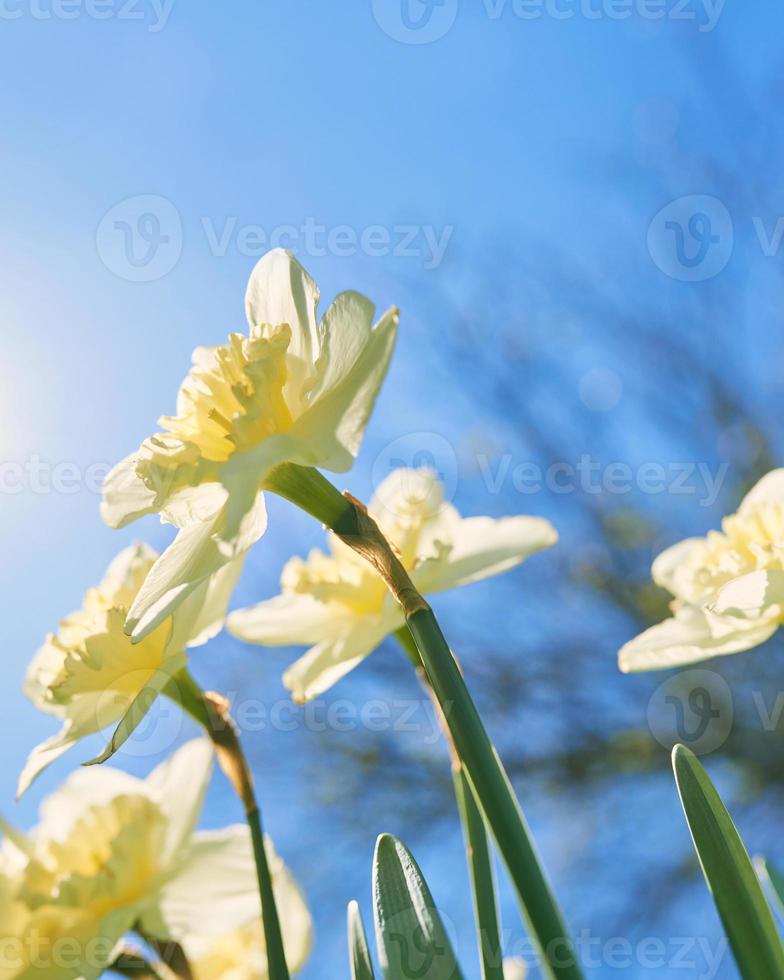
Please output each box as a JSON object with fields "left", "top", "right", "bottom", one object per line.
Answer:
{"left": 167, "top": 556, "right": 246, "bottom": 651}
{"left": 100, "top": 453, "right": 158, "bottom": 529}
{"left": 618, "top": 604, "right": 778, "bottom": 673}
{"left": 651, "top": 537, "right": 703, "bottom": 595}
{"left": 415, "top": 514, "right": 558, "bottom": 593}
{"left": 17, "top": 729, "right": 80, "bottom": 799}
{"left": 146, "top": 739, "right": 214, "bottom": 863}
{"left": 35, "top": 765, "right": 144, "bottom": 843}
{"left": 160, "top": 483, "right": 229, "bottom": 529}
{"left": 712, "top": 569, "right": 784, "bottom": 620}
{"left": 244, "top": 248, "right": 321, "bottom": 386}
{"left": 739, "top": 468, "right": 784, "bottom": 512}
{"left": 152, "top": 825, "right": 260, "bottom": 940}
{"left": 228, "top": 593, "right": 344, "bottom": 647}
{"left": 283, "top": 617, "right": 399, "bottom": 703}
{"left": 171, "top": 833, "right": 312, "bottom": 978}
{"left": 291, "top": 306, "right": 398, "bottom": 472}
{"left": 311, "top": 290, "right": 376, "bottom": 400}
{"left": 127, "top": 493, "right": 267, "bottom": 642}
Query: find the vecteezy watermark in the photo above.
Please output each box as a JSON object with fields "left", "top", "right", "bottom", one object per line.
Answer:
{"left": 648, "top": 195, "right": 734, "bottom": 283}
{"left": 95, "top": 195, "right": 453, "bottom": 281}
{"left": 0, "top": 0, "right": 175, "bottom": 31}
{"left": 477, "top": 454, "right": 729, "bottom": 507}
{"left": 650, "top": 671, "right": 784, "bottom": 748}
{"left": 96, "top": 195, "right": 182, "bottom": 282}
{"left": 200, "top": 216, "right": 453, "bottom": 270}
{"left": 648, "top": 669, "right": 734, "bottom": 756}
{"left": 94, "top": 680, "right": 452, "bottom": 761}
{"left": 372, "top": 0, "right": 459, "bottom": 44}
{"left": 371, "top": 0, "right": 724, "bottom": 44}
{"left": 502, "top": 930, "right": 728, "bottom": 979}
{"left": 0, "top": 456, "right": 111, "bottom": 495}
{"left": 480, "top": 0, "right": 725, "bottom": 30}
{"left": 371, "top": 431, "right": 460, "bottom": 516}
{"left": 647, "top": 196, "right": 784, "bottom": 282}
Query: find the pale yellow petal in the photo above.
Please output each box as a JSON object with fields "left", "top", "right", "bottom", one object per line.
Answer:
{"left": 651, "top": 537, "right": 704, "bottom": 596}
{"left": 244, "top": 248, "right": 321, "bottom": 410}
{"left": 283, "top": 615, "right": 401, "bottom": 703}
{"left": 126, "top": 492, "right": 267, "bottom": 642}
{"left": 100, "top": 453, "right": 158, "bottom": 529}
{"left": 414, "top": 514, "right": 558, "bottom": 593}
{"left": 289, "top": 305, "right": 398, "bottom": 472}
{"left": 227, "top": 593, "right": 344, "bottom": 647}
{"left": 712, "top": 569, "right": 784, "bottom": 621}
{"left": 146, "top": 738, "right": 214, "bottom": 863}
{"left": 618, "top": 604, "right": 778, "bottom": 672}
{"left": 739, "top": 468, "right": 784, "bottom": 512}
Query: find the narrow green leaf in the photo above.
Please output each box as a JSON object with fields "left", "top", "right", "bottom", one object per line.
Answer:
{"left": 373, "top": 834, "right": 464, "bottom": 980}
{"left": 406, "top": 609, "right": 582, "bottom": 980}
{"left": 348, "top": 900, "right": 377, "bottom": 980}
{"left": 758, "top": 857, "right": 784, "bottom": 917}
{"left": 395, "top": 628, "right": 504, "bottom": 980}
{"left": 672, "top": 745, "right": 784, "bottom": 980}
{"left": 453, "top": 769, "right": 505, "bottom": 980}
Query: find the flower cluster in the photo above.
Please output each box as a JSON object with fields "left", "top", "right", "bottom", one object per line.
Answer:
{"left": 619, "top": 470, "right": 784, "bottom": 671}
{"left": 18, "top": 245, "right": 776, "bottom": 978}
{"left": 0, "top": 741, "right": 310, "bottom": 980}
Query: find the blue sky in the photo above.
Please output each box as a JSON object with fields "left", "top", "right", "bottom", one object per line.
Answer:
{"left": 2, "top": 1, "right": 783, "bottom": 976}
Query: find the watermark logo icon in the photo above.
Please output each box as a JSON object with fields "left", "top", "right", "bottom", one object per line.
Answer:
{"left": 648, "top": 669, "right": 733, "bottom": 756}
{"left": 371, "top": 431, "right": 459, "bottom": 522}
{"left": 372, "top": 0, "right": 458, "bottom": 44}
{"left": 647, "top": 195, "right": 733, "bottom": 282}
{"left": 96, "top": 194, "right": 182, "bottom": 282}
{"left": 383, "top": 905, "right": 459, "bottom": 978}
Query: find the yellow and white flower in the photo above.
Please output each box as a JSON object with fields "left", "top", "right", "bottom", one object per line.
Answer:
{"left": 20, "top": 544, "right": 240, "bottom": 796}
{"left": 1, "top": 741, "right": 264, "bottom": 980}
{"left": 186, "top": 847, "right": 312, "bottom": 980}
{"left": 102, "top": 249, "right": 398, "bottom": 643}
{"left": 619, "top": 469, "right": 784, "bottom": 672}
{"left": 228, "top": 468, "right": 557, "bottom": 702}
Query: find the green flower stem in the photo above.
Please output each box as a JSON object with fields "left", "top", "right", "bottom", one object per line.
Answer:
{"left": 165, "top": 670, "right": 289, "bottom": 980}
{"left": 267, "top": 464, "right": 582, "bottom": 980}
{"left": 396, "top": 629, "right": 504, "bottom": 980}
{"left": 405, "top": 609, "right": 581, "bottom": 979}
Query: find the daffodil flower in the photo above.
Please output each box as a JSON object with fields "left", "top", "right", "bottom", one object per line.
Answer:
{"left": 102, "top": 249, "right": 398, "bottom": 643}
{"left": 20, "top": 544, "right": 240, "bottom": 796}
{"left": 185, "top": 848, "right": 312, "bottom": 980}
{"left": 0, "top": 741, "right": 263, "bottom": 980}
{"left": 619, "top": 469, "right": 784, "bottom": 672}
{"left": 228, "top": 468, "right": 558, "bottom": 702}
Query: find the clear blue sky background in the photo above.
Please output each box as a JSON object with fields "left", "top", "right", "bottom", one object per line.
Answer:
{"left": 2, "top": 2, "right": 782, "bottom": 977}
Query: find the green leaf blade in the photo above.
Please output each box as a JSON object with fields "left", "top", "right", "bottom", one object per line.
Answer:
{"left": 373, "top": 834, "right": 464, "bottom": 980}
{"left": 672, "top": 744, "right": 784, "bottom": 980}
{"left": 348, "top": 900, "right": 377, "bottom": 980}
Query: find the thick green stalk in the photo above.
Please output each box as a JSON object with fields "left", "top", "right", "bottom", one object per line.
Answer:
{"left": 165, "top": 670, "right": 289, "bottom": 980}
{"left": 267, "top": 465, "right": 582, "bottom": 979}
{"left": 406, "top": 609, "right": 580, "bottom": 979}
{"left": 396, "top": 629, "right": 504, "bottom": 980}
